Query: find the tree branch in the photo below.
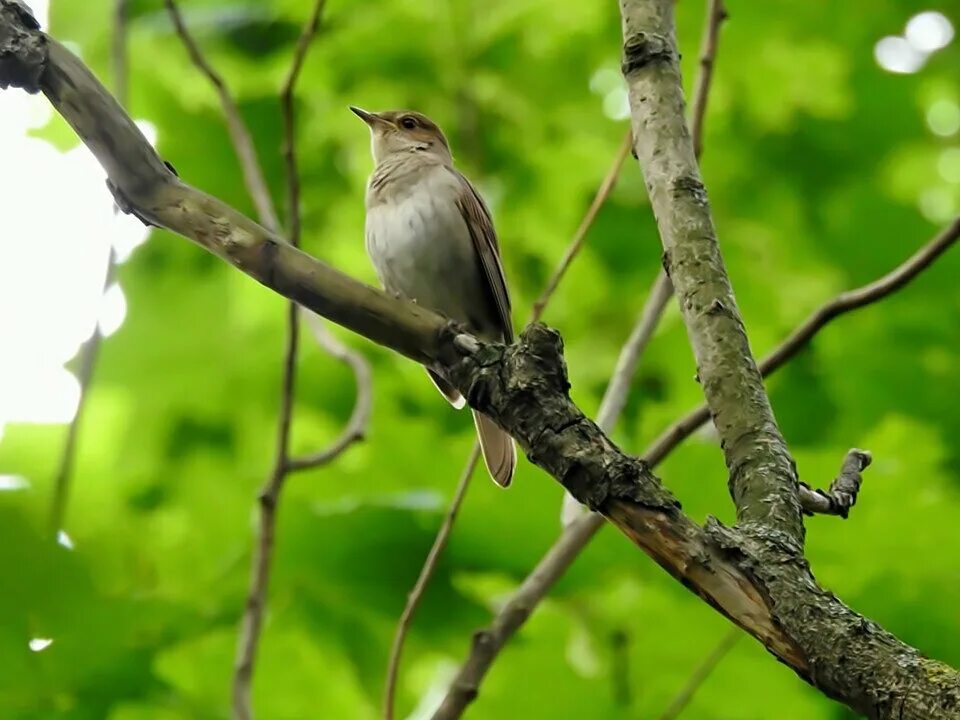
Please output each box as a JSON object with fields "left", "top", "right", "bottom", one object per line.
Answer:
{"left": 164, "top": 0, "right": 280, "bottom": 234}
{"left": 3, "top": 6, "right": 959, "bottom": 717}
{"left": 529, "top": 130, "right": 633, "bottom": 322}
{"left": 383, "top": 444, "right": 481, "bottom": 720}
{"left": 690, "top": 0, "right": 726, "bottom": 159}
{"left": 622, "top": 0, "right": 804, "bottom": 541}
{"left": 218, "top": 2, "right": 334, "bottom": 719}
{"left": 657, "top": 628, "right": 739, "bottom": 720}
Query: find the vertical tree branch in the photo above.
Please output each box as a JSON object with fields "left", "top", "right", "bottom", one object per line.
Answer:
{"left": 47, "top": 0, "right": 130, "bottom": 537}
{"left": 226, "top": 3, "right": 331, "bottom": 719}
{"left": 621, "top": 0, "right": 804, "bottom": 541}
{"left": 690, "top": 0, "right": 726, "bottom": 159}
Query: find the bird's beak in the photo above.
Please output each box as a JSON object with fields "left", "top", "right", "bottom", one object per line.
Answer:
{"left": 350, "top": 106, "right": 386, "bottom": 127}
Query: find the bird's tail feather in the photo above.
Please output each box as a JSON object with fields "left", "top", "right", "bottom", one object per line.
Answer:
{"left": 473, "top": 411, "right": 516, "bottom": 488}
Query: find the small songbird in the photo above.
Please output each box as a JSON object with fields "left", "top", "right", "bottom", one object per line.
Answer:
{"left": 351, "top": 106, "right": 517, "bottom": 487}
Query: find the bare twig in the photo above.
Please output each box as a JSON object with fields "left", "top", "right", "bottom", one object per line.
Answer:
{"left": 560, "top": 269, "right": 673, "bottom": 525}
{"left": 800, "top": 449, "right": 872, "bottom": 517}
{"left": 47, "top": 0, "right": 129, "bottom": 537}
{"left": 383, "top": 445, "right": 481, "bottom": 720}
{"left": 690, "top": 0, "right": 727, "bottom": 159}
{"left": 228, "top": 3, "right": 332, "bottom": 719}
{"left": 657, "top": 628, "right": 739, "bottom": 720}
{"left": 164, "top": 0, "right": 280, "bottom": 234}
{"left": 167, "top": 0, "right": 340, "bottom": 716}
{"left": 432, "top": 511, "right": 605, "bottom": 720}
{"left": 112, "top": 0, "right": 128, "bottom": 104}
{"left": 530, "top": 129, "right": 633, "bottom": 322}
{"left": 286, "top": 311, "right": 371, "bottom": 472}
{"left": 646, "top": 215, "right": 960, "bottom": 467}
{"left": 597, "top": 271, "right": 673, "bottom": 432}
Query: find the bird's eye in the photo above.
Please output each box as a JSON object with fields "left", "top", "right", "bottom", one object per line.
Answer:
{"left": 400, "top": 116, "right": 417, "bottom": 130}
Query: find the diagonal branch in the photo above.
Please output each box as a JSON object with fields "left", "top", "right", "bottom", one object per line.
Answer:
{"left": 529, "top": 129, "right": 634, "bottom": 322}
{"left": 3, "top": 7, "right": 960, "bottom": 717}
{"left": 383, "top": 444, "right": 480, "bottom": 720}
{"left": 657, "top": 629, "right": 739, "bottom": 720}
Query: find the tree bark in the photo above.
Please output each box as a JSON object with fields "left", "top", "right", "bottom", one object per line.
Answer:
{"left": 1, "top": 3, "right": 958, "bottom": 717}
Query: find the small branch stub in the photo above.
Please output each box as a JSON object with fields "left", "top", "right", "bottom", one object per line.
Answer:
{"left": 800, "top": 448, "right": 872, "bottom": 519}
{"left": 621, "top": 31, "right": 673, "bottom": 75}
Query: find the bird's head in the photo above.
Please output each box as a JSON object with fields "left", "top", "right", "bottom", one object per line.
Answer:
{"left": 350, "top": 107, "right": 451, "bottom": 166}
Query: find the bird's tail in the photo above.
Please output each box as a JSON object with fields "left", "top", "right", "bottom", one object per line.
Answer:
{"left": 473, "top": 411, "right": 516, "bottom": 488}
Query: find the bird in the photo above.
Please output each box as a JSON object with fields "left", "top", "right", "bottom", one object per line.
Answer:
{"left": 351, "top": 106, "right": 517, "bottom": 488}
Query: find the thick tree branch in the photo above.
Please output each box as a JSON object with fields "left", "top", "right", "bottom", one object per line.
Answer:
{"left": 621, "top": 0, "right": 804, "bottom": 541}
{"left": 3, "top": 7, "right": 959, "bottom": 718}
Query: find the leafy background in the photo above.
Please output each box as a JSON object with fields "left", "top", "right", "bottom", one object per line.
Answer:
{"left": 2, "top": 0, "right": 960, "bottom": 718}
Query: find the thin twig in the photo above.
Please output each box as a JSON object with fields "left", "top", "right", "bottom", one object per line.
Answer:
{"left": 228, "top": 3, "right": 332, "bottom": 719}
{"left": 597, "top": 271, "right": 673, "bottom": 431}
{"left": 286, "top": 311, "right": 371, "bottom": 472}
{"left": 168, "top": 1, "right": 338, "bottom": 716}
{"left": 164, "top": 0, "right": 280, "bottom": 234}
{"left": 657, "top": 628, "right": 739, "bottom": 720}
{"left": 383, "top": 445, "right": 481, "bottom": 720}
{"left": 646, "top": 215, "right": 960, "bottom": 467}
{"left": 47, "top": 0, "right": 130, "bottom": 537}
{"left": 690, "top": 0, "right": 727, "bottom": 159}
{"left": 530, "top": 130, "right": 633, "bottom": 322}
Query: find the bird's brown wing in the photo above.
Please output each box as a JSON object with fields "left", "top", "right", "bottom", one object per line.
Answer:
{"left": 454, "top": 171, "right": 514, "bottom": 343}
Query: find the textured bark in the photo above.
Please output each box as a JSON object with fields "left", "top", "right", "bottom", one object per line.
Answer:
{"left": 620, "top": 0, "right": 804, "bottom": 542}
{"left": 2, "top": 4, "right": 959, "bottom": 717}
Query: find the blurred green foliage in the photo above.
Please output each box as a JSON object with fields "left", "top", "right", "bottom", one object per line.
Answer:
{"left": 2, "top": 0, "right": 960, "bottom": 718}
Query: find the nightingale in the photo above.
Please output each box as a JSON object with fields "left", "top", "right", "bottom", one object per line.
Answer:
{"left": 351, "top": 106, "right": 517, "bottom": 488}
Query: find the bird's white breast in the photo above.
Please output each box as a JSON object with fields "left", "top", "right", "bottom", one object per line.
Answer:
{"left": 365, "top": 164, "right": 482, "bottom": 324}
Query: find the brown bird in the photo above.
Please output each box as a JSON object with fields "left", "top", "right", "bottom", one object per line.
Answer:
{"left": 351, "top": 107, "right": 516, "bottom": 487}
